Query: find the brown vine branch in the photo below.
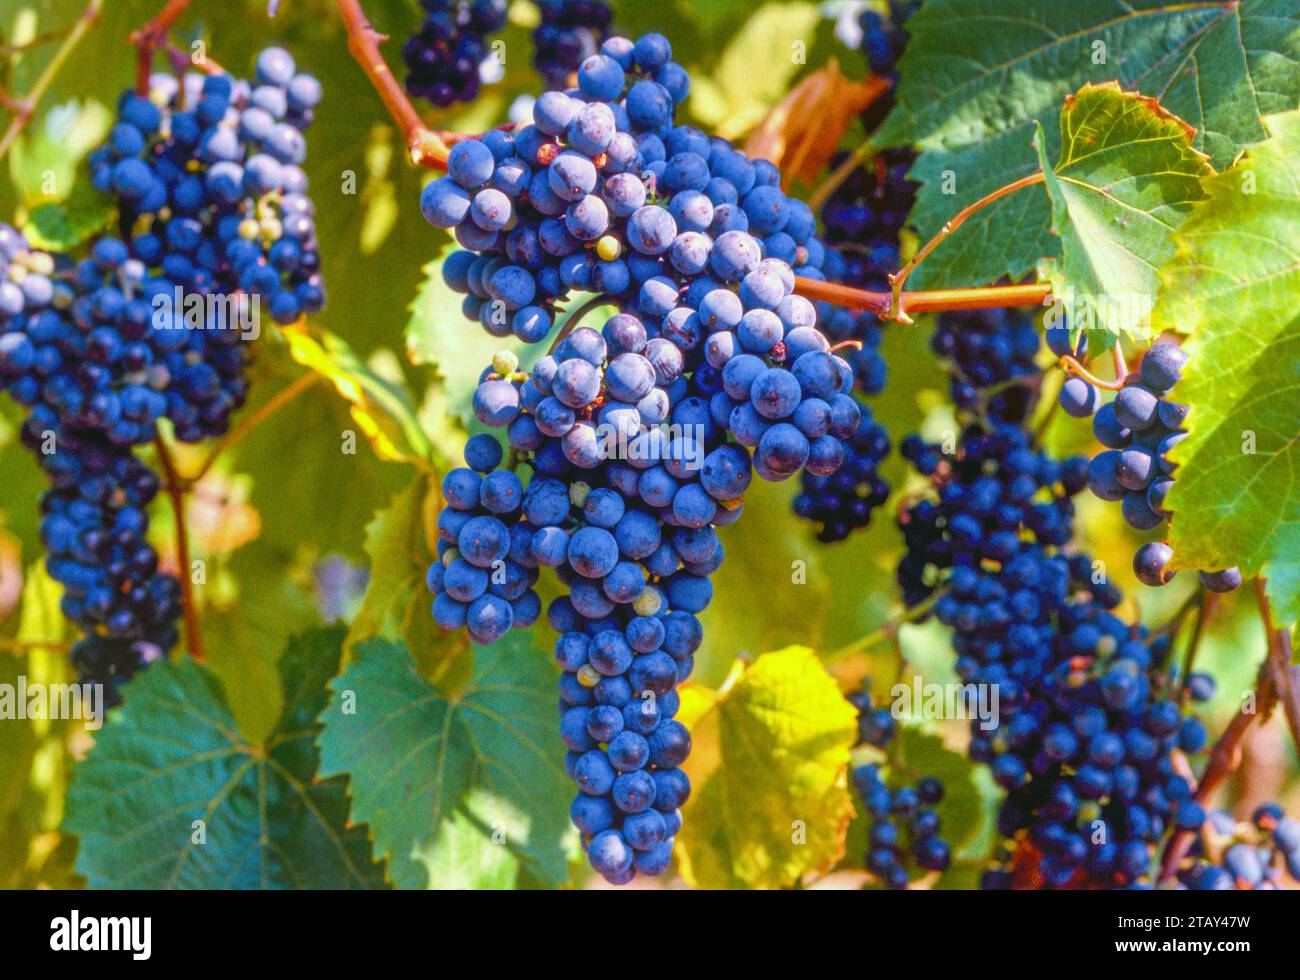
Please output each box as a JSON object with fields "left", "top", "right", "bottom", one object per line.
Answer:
{"left": 335, "top": 0, "right": 450, "bottom": 167}
{"left": 129, "top": 0, "right": 192, "bottom": 97}
{"left": 792, "top": 277, "right": 1052, "bottom": 319}
{"left": 0, "top": 0, "right": 102, "bottom": 164}
{"left": 1158, "top": 653, "right": 1278, "bottom": 882}
{"left": 153, "top": 435, "right": 205, "bottom": 663}
{"left": 888, "top": 172, "right": 1047, "bottom": 304}
{"left": 1256, "top": 579, "right": 1300, "bottom": 753}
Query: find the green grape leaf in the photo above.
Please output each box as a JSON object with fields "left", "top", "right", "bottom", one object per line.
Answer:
{"left": 9, "top": 99, "right": 112, "bottom": 208}
{"left": 675, "top": 647, "right": 858, "bottom": 889}
{"left": 345, "top": 474, "right": 472, "bottom": 686}
{"left": 1156, "top": 110, "right": 1300, "bottom": 626}
{"left": 229, "top": 346, "right": 412, "bottom": 562}
{"left": 316, "top": 634, "right": 574, "bottom": 890}
{"left": 1034, "top": 83, "right": 1212, "bottom": 341}
{"left": 64, "top": 628, "right": 385, "bottom": 889}
{"left": 22, "top": 180, "right": 113, "bottom": 252}
{"left": 880, "top": 0, "right": 1300, "bottom": 290}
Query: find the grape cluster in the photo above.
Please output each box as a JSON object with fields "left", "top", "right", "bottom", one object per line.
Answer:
{"left": 793, "top": 409, "right": 890, "bottom": 542}
{"left": 423, "top": 32, "right": 870, "bottom": 883}
{"left": 402, "top": 0, "right": 508, "bottom": 107}
{"left": 1179, "top": 803, "right": 1300, "bottom": 890}
{"left": 0, "top": 49, "right": 324, "bottom": 699}
{"left": 85, "top": 51, "right": 324, "bottom": 443}
{"left": 932, "top": 307, "right": 1041, "bottom": 426}
{"left": 427, "top": 432, "right": 543, "bottom": 642}
{"left": 899, "top": 420, "right": 1218, "bottom": 889}
{"left": 1059, "top": 340, "right": 1240, "bottom": 592}
{"left": 422, "top": 34, "right": 829, "bottom": 344}
{"left": 847, "top": 689, "right": 952, "bottom": 888}
{"left": 533, "top": 0, "right": 613, "bottom": 90}
{"left": 859, "top": 0, "right": 920, "bottom": 82}
{"left": 895, "top": 308, "right": 1231, "bottom": 888}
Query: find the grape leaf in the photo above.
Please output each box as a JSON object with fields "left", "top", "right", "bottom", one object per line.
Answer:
{"left": 674, "top": 647, "right": 858, "bottom": 889}
{"left": 345, "top": 473, "right": 472, "bottom": 687}
{"left": 1034, "top": 83, "right": 1212, "bottom": 341}
{"left": 9, "top": 98, "right": 111, "bottom": 208}
{"left": 744, "top": 59, "right": 889, "bottom": 187}
{"left": 315, "top": 634, "right": 574, "bottom": 890}
{"left": 64, "top": 628, "right": 384, "bottom": 889}
{"left": 22, "top": 181, "right": 114, "bottom": 252}
{"left": 1156, "top": 110, "right": 1300, "bottom": 626}
{"left": 229, "top": 347, "right": 412, "bottom": 562}
{"left": 282, "top": 326, "right": 432, "bottom": 466}
{"left": 880, "top": 0, "right": 1300, "bottom": 290}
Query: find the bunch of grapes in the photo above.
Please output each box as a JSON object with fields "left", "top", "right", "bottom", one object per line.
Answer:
{"left": 859, "top": 0, "right": 921, "bottom": 83}
{"left": 847, "top": 689, "right": 952, "bottom": 888}
{"left": 895, "top": 311, "right": 1240, "bottom": 889}
{"left": 1058, "top": 339, "right": 1240, "bottom": 592}
{"left": 792, "top": 409, "right": 890, "bottom": 543}
{"left": 422, "top": 32, "right": 871, "bottom": 883}
{"left": 1178, "top": 803, "right": 1300, "bottom": 890}
{"left": 931, "top": 307, "right": 1042, "bottom": 425}
{"left": 532, "top": 0, "right": 613, "bottom": 90}
{"left": 86, "top": 50, "right": 324, "bottom": 442}
{"left": 402, "top": 0, "right": 508, "bottom": 107}
{"left": 899, "top": 420, "right": 1217, "bottom": 888}
{"left": 0, "top": 49, "right": 325, "bottom": 699}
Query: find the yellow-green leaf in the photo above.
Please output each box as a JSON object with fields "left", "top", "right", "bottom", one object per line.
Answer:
{"left": 1036, "top": 83, "right": 1212, "bottom": 342}
{"left": 676, "top": 647, "right": 857, "bottom": 889}
{"left": 1156, "top": 110, "right": 1300, "bottom": 625}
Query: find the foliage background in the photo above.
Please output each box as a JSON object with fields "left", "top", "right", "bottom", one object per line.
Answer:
{"left": 0, "top": 0, "right": 1295, "bottom": 889}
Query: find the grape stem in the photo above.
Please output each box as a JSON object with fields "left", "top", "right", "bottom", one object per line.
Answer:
{"left": 0, "top": 0, "right": 102, "bottom": 164}
{"left": 547, "top": 294, "right": 611, "bottom": 355}
{"left": 825, "top": 589, "right": 947, "bottom": 663}
{"left": 1157, "top": 580, "right": 1299, "bottom": 882}
{"left": 335, "top": 0, "right": 462, "bottom": 168}
{"left": 806, "top": 140, "right": 876, "bottom": 212}
{"left": 888, "top": 172, "right": 1047, "bottom": 311}
{"left": 183, "top": 370, "right": 324, "bottom": 486}
{"left": 130, "top": 0, "right": 192, "bottom": 97}
{"left": 1057, "top": 353, "right": 1124, "bottom": 391}
{"left": 1255, "top": 579, "right": 1300, "bottom": 752}
{"left": 1176, "top": 589, "right": 1216, "bottom": 703}
{"left": 153, "top": 435, "right": 206, "bottom": 663}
